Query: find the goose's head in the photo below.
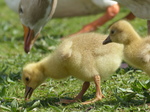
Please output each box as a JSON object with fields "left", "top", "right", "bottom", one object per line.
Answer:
{"left": 103, "top": 20, "right": 134, "bottom": 45}
{"left": 19, "top": 0, "right": 57, "bottom": 53}
{"left": 22, "top": 63, "right": 46, "bottom": 100}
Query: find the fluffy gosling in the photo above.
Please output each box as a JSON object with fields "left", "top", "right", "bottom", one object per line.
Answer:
{"left": 22, "top": 33, "right": 123, "bottom": 104}
{"left": 103, "top": 20, "right": 150, "bottom": 76}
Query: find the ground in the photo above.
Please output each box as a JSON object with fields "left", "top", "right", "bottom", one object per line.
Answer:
{"left": 0, "top": 0, "right": 150, "bottom": 111}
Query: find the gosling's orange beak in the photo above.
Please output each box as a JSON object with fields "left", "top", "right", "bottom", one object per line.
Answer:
{"left": 23, "top": 25, "right": 34, "bottom": 53}
{"left": 25, "top": 86, "right": 34, "bottom": 100}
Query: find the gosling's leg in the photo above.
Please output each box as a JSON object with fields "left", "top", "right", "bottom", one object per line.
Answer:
{"left": 81, "top": 75, "right": 104, "bottom": 105}
{"left": 74, "top": 82, "right": 90, "bottom": 101}
{"left": 60, "top": 81, "right": 90, "bottom": 104}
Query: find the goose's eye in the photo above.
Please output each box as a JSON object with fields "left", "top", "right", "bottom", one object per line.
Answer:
{"left": 111, "top": 30, "right": 115, "bottom": 34}
{"left": 19, "top": 7, "right": 23, "bottom": 14}
{"left": 25, "top": 77, "right": 29, "bottom": 82}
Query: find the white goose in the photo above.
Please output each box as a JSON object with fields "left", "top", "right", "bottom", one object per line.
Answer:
{"left": 4, "top": 0, "right": 134, "bottom": 53}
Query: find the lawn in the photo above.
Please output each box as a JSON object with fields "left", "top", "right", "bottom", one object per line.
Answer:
{"left": 0, "top": 0, "right": 150, "bottom": 111}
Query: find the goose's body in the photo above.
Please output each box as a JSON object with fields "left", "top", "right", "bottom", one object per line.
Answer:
{"left": 54, "top": 0, "right": 117, "bottom": 17}
{"left": 103, "top": 20, "right": 150, "bottom": 76}
{"left": 116, "top": 0, "right": 150, "bottom": 20}
{"left": 5, "top": 0, "right": 116, "bottom": 16}
{"left": 22, "top": 33, "right": 123, "bottom": 104}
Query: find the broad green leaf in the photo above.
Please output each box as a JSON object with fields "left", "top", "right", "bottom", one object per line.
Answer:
{"left": 48, "top": 104, "right": 62, "bottom": 112}
{"left": 119, "top": 88, "right": 133, "bottom": 93}
{"left": 7, "top": 77, "right": 14, "bottom": 84}
{"left": 0, "top": 105, "right": 11, "bottom": 111}
{"left": 146, "top": 80, "right": 150, "bottom": 89}
{"left": 31, "top": 100, "right": 41, "bottom": 108}
{"left": 0, "top": 86, "right": 6, "bottom": 97}
{"left": 11, "top": 99, "right": 18, "bottom": 112}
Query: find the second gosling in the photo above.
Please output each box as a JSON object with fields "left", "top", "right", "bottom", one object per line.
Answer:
{"left": 22, "top": 33, "right": 123, "bottom": 104}
{"left": 103, "top": 20, "right": 150, "bottom": 76}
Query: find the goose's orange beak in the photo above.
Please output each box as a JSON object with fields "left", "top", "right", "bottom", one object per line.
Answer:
{"left": 23, "top": 25, "right": 34, "bottom": 53}
{"left": 23, "top": 25, "right": 39, "bottom": 53}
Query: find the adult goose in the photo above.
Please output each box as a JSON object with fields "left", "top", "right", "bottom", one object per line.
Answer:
{"left": 5, "top": 0, "right": 134, "bottom": 53}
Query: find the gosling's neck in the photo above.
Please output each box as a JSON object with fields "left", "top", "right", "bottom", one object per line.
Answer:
{"left": 37, "top": 54, "right": 68, "bottom": 79}
{"left": 125, "top": 29, "right": 142, "bottom": 46}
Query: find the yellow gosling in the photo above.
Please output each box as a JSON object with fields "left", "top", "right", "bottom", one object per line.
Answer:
{"left": 103, "top": 20, "right": 150, "bottom": 76}
{"left": 22, "top": 33, "right": 123, "bottom": 104}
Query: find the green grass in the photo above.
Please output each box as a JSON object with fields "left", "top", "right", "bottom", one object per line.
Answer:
{"left": 0, "top": 0, "right": 150, "bottom": 111}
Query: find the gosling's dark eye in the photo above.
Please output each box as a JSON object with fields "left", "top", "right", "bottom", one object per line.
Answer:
{"left": 19, "top": 7, "right": 23, "bottom": 13}
{"left": 111, "top": 30, "right": 115, "bottom": 34}
{"left": 25, "top": 77, "right": 29, "bottom": 81}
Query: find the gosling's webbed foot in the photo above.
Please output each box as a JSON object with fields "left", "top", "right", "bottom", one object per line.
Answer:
{"left": 81, "top": 94, "right": 105, "bottom": 105}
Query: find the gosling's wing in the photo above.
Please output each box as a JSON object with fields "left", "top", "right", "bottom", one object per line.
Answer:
{"left": 140, "top": 42, "right": 150, "bottom": 63}
{"left": 58, "top": 40, "right": 73, "bottom": 60}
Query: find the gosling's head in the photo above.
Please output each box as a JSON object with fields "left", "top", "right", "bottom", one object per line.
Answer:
{"left": 22, "top": 63, "right": 46, "bottom": 100}
{"left": 103, "top": 20, "right": 134, "bottom": 45}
